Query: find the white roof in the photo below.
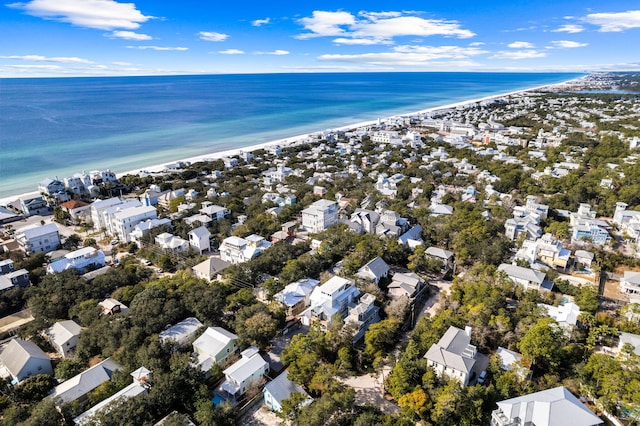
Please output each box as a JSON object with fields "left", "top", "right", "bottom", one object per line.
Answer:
{"left": 223, "top": 347, "right": 267, "bottom": 385}
{"left": 50, "top": 358, "right": 122, "bottom": 404}
{"left": 159, "top": 317, "right": 203, "bottom": 344}
{"left": 539, "top": 302, "right": 580, "bottom": 326}
{"left": 498, "top": 263, "right": 546, "bottom": 285}
{"left": 496, "top": 386, "right": 602, "bottom": 426}
{"left": 17, "top": 223, "right": 59, "bottom": 239}
{"left": 193, "top": 327, "right": 238, "bottom": 357}
{"left": 47, "top": 320, "right": 82, "bottom": 347}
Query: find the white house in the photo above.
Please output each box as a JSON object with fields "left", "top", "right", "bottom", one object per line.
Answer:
{"left": 491, "top": 386, "right": 602, "bottom": 426}
{"left": 273, "top": 278, "right": 320, "bottom": 318}
{"left": 45, "top": 320, "right": 82, "bottom": 359}
{"left": 300, "top": 276, "right": 360, "bottom": 328}
{"left": 345, "top": 293, "right": 380, "bottom": 343}
{"left": 219, "top": 234, "right": 272, "bottom": 264}
{"left": 301, "top": 199, "right": 338, "bottom": 233}
{"left": 621, "top": 271, "right": 640, "bottom": 299}
{"left": 110, "top": 205, "right": 158, "bottom": 242}
{"left": 219, "top": 347, "right": 269, "bottom": 402}
{"left": 199, "top": 202, "right": 230, "bottom": 220}
{"left": 538, "top": 302, "right": 581, "bottom": 330}
{"left": 388, "top": 271, "right": 425, "bottom": 300}
{"left": 159, "top": 317, "right": 203, "bottom": 347}
{"left": 188, "top": 226, "right": 211, "bottom": 254}
{"left": 47, "top": 247, "right": 106, "bottom": 274}
{"left": 14, "top": 223, "right": 61, "bottom": 255}
{"left": 424, "top": 326, "right": 477, "bottom": 386}
{"left": 0, "top": 338, "right": 53, "bottom": 383}
{"left": 155, "top": 232, "right": 189, "bottom": 253}
{"left": 355, "top": 256, "right": 390, "bottom": 284}
{"left": 50, "top": 358, "right": 122, "bottom": 406}
{"left": 129, "top": 217, "right": 172, "bottom": 243}
{"left": 498, "top": 263, "right": 548, "bottom": 292}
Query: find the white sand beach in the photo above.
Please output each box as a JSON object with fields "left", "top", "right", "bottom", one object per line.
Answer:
{"left": 0, "top": 77, "right": 584, "bottom": 208}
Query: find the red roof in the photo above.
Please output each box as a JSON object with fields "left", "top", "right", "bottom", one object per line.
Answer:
{"left": 60, "top": 200, "right": 90, "bottom": 209}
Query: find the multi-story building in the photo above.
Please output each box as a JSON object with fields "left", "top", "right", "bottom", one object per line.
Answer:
{"left": 110, "top": 205, "right": 158, "bottom": 242}
{"left": 47, "top": 247, "right": 106, "bottom": 274}
{"left": 15, "top": 223, "right": 60, "bottom": 254}
{"left": 219, "top": 234, "right": 272, "bottom": 264}
{"left": 424, "top": 326, "right": 477, "bottom": 386}
{"left": 301, "top": 199, "right": 338, "bottom": 233}
{"left": 300, "top": 276, "right": 360, "bottom": 328}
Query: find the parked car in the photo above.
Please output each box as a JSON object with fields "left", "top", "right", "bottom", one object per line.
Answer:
{"left": 477, "top": 370, "right": 487, "bottom": 384}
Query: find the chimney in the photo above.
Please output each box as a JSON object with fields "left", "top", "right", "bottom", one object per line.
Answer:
{"left": 464, "top": 326, "right": 472, "bottom": 336}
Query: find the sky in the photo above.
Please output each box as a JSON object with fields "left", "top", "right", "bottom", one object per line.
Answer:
{"left": 1, "top": 0, "right": 640, "bottom": 77}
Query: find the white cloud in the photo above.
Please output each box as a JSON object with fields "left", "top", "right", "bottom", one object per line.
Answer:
{"left": 255, "top": 50, "right": 290, "bottom": 55}
{"left": 552, "top": 24, "right": 584, "bottom": 33}
{"left": 111, "top": 30, "right": 152, "bottom": 40}
{"left": 317, "top": 44, "right": 487, "bottom": 66}
{"left": 0, "top": 54, "right": 93, "bottom": 63}
{"left": 218, "top": 49, "right": 244, "bottom": 55}
{"left": 469, "top": 42, "right": 485, "bottom": 46}
{"left": 4, "top": 64, "right": 64, "bottom": 70}
{"left": 126, "top": 45, "right": 188, "bottom": 51}
{"left": 296, "top": 10, "right": 474, "bottom": 44}
{"left": 252, "top": 17, "right": 270, "bottom": 27}
{"left": 490, "top": 50, "right": 546, "bottom": 60}
{"left": 199, "top": 31, "right": 229, "bottom": 42}
{"left": 111, "top": 61, "right": 132, "bottom": 66}
{"left": 548, "top": 40, "right": 588, "bottom": 48}
{"left": 508, "top": 41, "right": 534, "bottom": 48}
{"left": 7, "top": 0, "right": 152, "bottom": 30}
{"left": 584, "top": 10, "right": 640, "bottom": 32}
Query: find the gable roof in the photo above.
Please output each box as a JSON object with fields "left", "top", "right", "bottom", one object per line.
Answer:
{"left": 496, "top": 386, "right": 602, "bottom": 426}
{"left": 498, "top": 263, "right": 546, "bottom": 285}
{"left": 159, "top": 317, "right": 203, "bottom": 344}
{"left": 192, "top": 257, "right": 231, "bottom": 279}
{"left": 50, "top": 358, "right": 122, "bottom": 404}
{"left": 193, "top": 327, "right": 238, "bottom": 357}
{"left": 425, "top": 246, "right": 454, "bottom": 260}
{"left": 356, "top": 256, "right": 390, "bottom": 281}
{"left": 47, "top": 320, "right": 82, "bottom": 347}
{"left": 263, "top": 370, "right": 310, "bottom": 406}
{"left": 0, "top": 338, "right": 51, "bottom": 378}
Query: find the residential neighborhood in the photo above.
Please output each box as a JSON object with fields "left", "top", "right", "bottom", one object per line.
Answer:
{"left": 1, "top": 73, "right": 640, "bottom": 425}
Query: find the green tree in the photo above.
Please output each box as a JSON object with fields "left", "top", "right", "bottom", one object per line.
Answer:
{"left": 518, "top": 317, "right": 564, "bottom": 372}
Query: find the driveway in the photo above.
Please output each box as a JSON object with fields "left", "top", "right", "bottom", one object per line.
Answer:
{"left": 338, "top": 371, "right": 400, "bottom": 415}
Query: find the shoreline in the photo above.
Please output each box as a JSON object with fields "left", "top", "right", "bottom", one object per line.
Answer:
{"left": 0, "top": 76, "right": 584, "bottom": 208}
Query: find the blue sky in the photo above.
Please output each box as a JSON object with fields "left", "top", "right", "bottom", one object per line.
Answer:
{"left": 1, "top": 0, "right": 640, "bottom": 77}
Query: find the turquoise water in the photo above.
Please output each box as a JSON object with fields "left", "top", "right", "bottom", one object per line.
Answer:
{"left": 1, "top": 72, "right": 582, "bottom": 198}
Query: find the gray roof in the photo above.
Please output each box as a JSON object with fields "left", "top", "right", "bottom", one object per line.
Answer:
{"left": 623, "top": 271, "right": 640, "bottom": 286}
{"left": 357, "top": 256, "right": 390, "bottom": 281}
{"left": 50, "top": 358, "right": 122, "bottom": 404}
{"left": 263, "top": 370, "right": 309, "bottom": 405}
{"left": 159, "top": 317, "right": 203, "bottom": 344}
{"left": 47, "top": 320, "right": 82, "bottom": 347}
{"left": 424, "top": 326, "right": 476, "bottom": 374}
{"left": 425, "top": 246, "right": 454, "bottom": 260}
{"left": 192, "top": 257, "right": 230, "bottom": 279}
{"left": 189, "top": 226, "right": 210, "bottom": 239}
{"left": 0, "top": 338, "right": 51, "bottom": 378}
{"left": 498, "top": 263, "right": 546, "bottom": 285}
{"left": 619, "top": 332, "right": 640, "bottom": 356}
{"left": 496, "top": 386, "right": 602, "bottom": 426}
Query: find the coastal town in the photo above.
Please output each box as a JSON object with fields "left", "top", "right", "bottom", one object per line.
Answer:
{"left": 1, "top": 72, "right": 640, "bottom": 425}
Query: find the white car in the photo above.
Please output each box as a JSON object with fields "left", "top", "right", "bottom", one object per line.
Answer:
{"left": 477, "top": 370, "right": 487, "bottom": 384}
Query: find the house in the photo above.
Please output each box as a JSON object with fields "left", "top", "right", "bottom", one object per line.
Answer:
{"left": 538, "top": 302, "right": 581, "bottom": 330}
{"left": 219, "top": 347, "right": 269, "bottom": 402}
{"left": 263, "top": 370, "right": 312, "bottom": 413}
{"left": 301, "top": 199, "right": 338, "bottom": 233}
{"left": 219, "top": 234, "right": 272, "bottom": 264}
{"left": 356, "top": 256, "right": 390, "bottom": 284}
{"left": 159, "top": 317, "right": 203, "bottom": 347}
{"left": 345, "top": 293, "right": 380, "bottom": 343}
{"left": 0, "top": 338, "right": 53, "bottom": 383}
{"left": 155, "top": 232, "right": 189, "bottom": 253}
{"left": 491, "top": 386, "right": 602, "bottom": 426}
{"left": 498, "top": 263, "right": 549, "bottom": 292}
{"left": 20, "top": 196, "right": 49, "bottom": 217}
{"left": 49, "top": 358, "right": 123, "bottom": 406}
{"left": 99, "top": 298, "right": 128, "bottom": 315}
{"left": 429, "top": 203, "right": 453, "bottom": 216}
{"left": 0, "top": 268, "right": 30, "bottom": 291}
{"left": 621, "top": 271, "right": 640, "bottom": 299}
{"left": 14, "top": 223, "right": 60, "bottom": 254}
{"left": 574, "top": 250, "right": 595, "bottom": 269}
{"left": 0, "top": 259, "right": 15, "bottom": 275}
{"left": 424, "top": 326, "right": 477, "bottom": 386}
{"left": 192, "top": 327, "right": 238, "bottom": 372}
{"left": 273, "top": 278, "right": 320, "bottom": 318}
{"left": 398, "top": 225, "right": 424, "bottom": 249}
{"left": 47, "top": 247, "right": 106, "bottom": 274}
{"left": 188, "top": 226, "right": 211, "bottom": 254}
{"left": 158, "top": 189, "right": 185, "bottom": 210}
{"left": 129, "top": 217, "right": 173, "bottom": 243}
{"left": 504, "top": 217, "right": 542, "bottom": 241}
{"left": 388, "top": 271, "right": 425, "bottom": 300}
{"left": 350, "top": 209, "right": 381, "bottom": 234}
{"left": 59, "top": 199, "right": 91, "bottom": 223}
{"left": 496, "top": 347, "right": 528, "bottom": 379}
{"left": 192, "top": 257, "right": 230, "bottom": 282}
{"left": 90, "top": 197, "right": 131, "bottom": 231}
{"left": 111, "top": 205, "right": 158, "bottom": 242}
{"left": 46, "top": 320, "right": 82, "bottom": 359}
{"left": 425, "top": 246, "right": 455, "bottom": 271}
{"left": 300, "top": 276, "right": 360, "bottom": 329}
{"left": 73, "top": 367, "right": 151, "bottom": 425}
{"left": 38, "top": 177, "right": 70, "bottom": 205}
{"left": 199, "top": 202, "right": 230, "bottom": 220}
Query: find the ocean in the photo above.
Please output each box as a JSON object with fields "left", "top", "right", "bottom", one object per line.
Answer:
{"left": 0, "top": 72, "right": 581, "bottom": 199}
